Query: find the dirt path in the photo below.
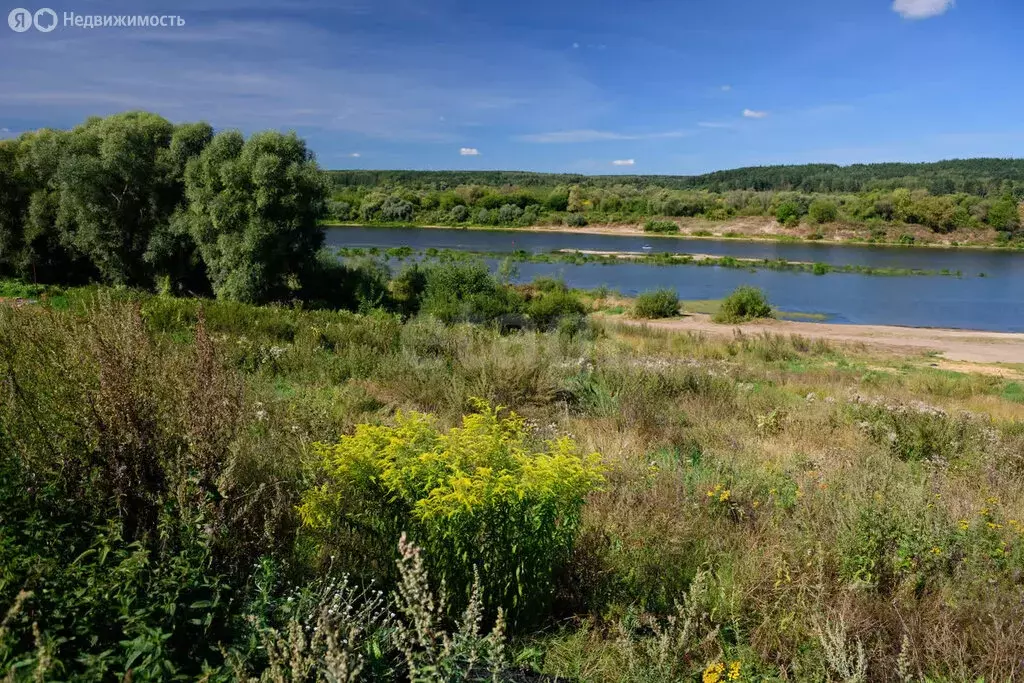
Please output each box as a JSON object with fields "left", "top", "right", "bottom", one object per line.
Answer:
{"left": 613, "top": 313, "right": 1024, "bottom": 365}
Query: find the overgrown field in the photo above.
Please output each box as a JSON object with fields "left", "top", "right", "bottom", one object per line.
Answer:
{"left": 2, "top": 289, "right": 1024, "bottom": 681}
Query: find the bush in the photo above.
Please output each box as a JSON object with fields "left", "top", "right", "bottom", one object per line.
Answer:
{"left": 301, "top": 253, "right": 393, "bottom": 312}
{"left": 526, "top": 289, "right": 587, "bottom": 331}
{"left": 328, "top": 200, "right": 353, "bottom": 222}
{"left": 774, "top": 201, "right": 802, "bottom": 227}
{"left": 633, "top": 289, "right": 680, "bottom": 319}
{"left": 713, "top": 286, "right": 773, "bottom": 323}
{"left": 448, "top": 204, "right": 469, "bottom": 223}
{"left": 299, "top": 403, "right": 604, "bottom": 627}
{"left": 808, "top": 199, "right": 839, "bottom": 224}
{"left": 643, "top": 220, "right": 680, "bottom": 234}
{"left": 497, "top": 203, "right": 524, "bottom": 225}
{"left": 566, "top": 213, "right": 588, "bottom": 227}
{"left": 418, "top": 262, "right": 524, "bottom": 325}
{"left": 380, "top": 197, "right": 414, "bottom": 222}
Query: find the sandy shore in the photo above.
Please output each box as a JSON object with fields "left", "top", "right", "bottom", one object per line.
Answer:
{"left": 611, "top": 313, "right": 1024, "bottom": 365}
{"left": 328, "top": 219, "right": 1013, "bottom": 250}
{"left": 557, "top": 248, "right": 813, "bottom": 265}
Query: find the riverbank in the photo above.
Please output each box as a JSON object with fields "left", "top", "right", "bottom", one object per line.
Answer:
{"left": 324, "top": 218, "right": 1024, "bottom": 251}
{"left": 609, "top": 312, "right": 1024, "bottom": 365}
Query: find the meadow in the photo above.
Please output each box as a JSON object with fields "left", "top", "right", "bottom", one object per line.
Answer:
{"left": 3, "top": 283, "right": 1023, "bottom": 681}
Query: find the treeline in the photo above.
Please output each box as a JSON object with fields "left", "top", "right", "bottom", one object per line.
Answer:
{"left": 0, "top": 111, "right": 329, "bottom": 304}
{"left": 328, "top": 181, "right": 1023, "bottom": 235}
{"left": 328, "top": 158, "right": 1024, "bottom": 195}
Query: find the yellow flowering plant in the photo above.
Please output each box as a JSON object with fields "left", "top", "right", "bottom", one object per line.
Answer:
{"left": 299, "top": 400, "right": 604, "bottom": 627}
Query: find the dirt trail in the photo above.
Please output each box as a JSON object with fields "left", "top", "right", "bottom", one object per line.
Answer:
{"left": 613, "top": 313, "right": 1024, "bottom": 365}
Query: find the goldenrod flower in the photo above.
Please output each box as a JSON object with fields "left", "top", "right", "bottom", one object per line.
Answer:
{"left": 703, "top": 662, "right": 726, "bottom": 683}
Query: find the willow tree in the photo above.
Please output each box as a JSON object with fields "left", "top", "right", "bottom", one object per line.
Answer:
{"left": 53, "top": 112, "right": 184, "bottom": 286}
{"left": 179, "top": 130, "right": 328, "bottom": 303}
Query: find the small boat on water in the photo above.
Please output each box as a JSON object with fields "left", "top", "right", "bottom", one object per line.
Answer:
{"left": 642, "top": 245, "right": 652, "bottom": 251}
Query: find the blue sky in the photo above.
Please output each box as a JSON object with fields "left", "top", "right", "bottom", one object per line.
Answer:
{"left": 1, "top": 0, "right": 1023, "bottom": 173}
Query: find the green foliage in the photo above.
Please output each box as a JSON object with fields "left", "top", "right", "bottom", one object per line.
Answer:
{"left": 328, "top": 199, "right": 353, "bottom": 221}
{"left": 299, "top": 402, "right": 604, "bottom": 626}
{"left": 328, "top": 159, "right": 1024, "bottom": 195}
{"left": 380, "top": 196, "right": 414, "bottom": 222}
{"left": 808, "top": 199, "right": 839, "bottom": 224}
{"left": 566, "top": 212, "right": 588, "bottom": 227}
{"left": 525, "top": 288, "right": 587, "bottom": 331}
{"left": 774, "top": 201, "right": 803, "bottom": 227}
{"left": 987, "top": 197, "right": 1021, "bottom": 233}
{"left": 643, "top": 220, "right": 680, "bottom": 234}
{"left": 633, "top": 289, "right": 680, "bottom": 319}
{"left": 180, "top": 130, "right": 329, "bottom": 304}
{"left": 713, "top": 286, "right": 773, "bottom": 323}
{"left": 416, "top": 261, "right": 524, "bottom": 325}
{"left": 0, "top": 114, "right": 332, "bottom": 305}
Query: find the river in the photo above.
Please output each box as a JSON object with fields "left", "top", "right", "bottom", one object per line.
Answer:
{"left": 325, "top": 226, "right": 1024, "bottom": 332}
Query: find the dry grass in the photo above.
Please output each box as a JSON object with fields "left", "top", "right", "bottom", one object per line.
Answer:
{"left": 4, "top": 292, "right": 1024, "bottom": 680}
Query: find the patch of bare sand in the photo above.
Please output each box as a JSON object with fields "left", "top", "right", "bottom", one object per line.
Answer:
{"left": 612, "top": 313, "right": 1024, "bottom": 365}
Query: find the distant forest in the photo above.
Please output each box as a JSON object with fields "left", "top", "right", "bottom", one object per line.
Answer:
{"left": 326, "top": 159, "right": 1023, "bottom": 237}
{"left": 328, "top": 158, "right": 1024, "bottom": 196}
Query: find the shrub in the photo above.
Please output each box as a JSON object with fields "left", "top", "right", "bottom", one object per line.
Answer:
{"left": 448, "top": 204, "right": 470, "bottom": 223}
{"left": 497, "top": 204, "right": 524, "bottom": 225}
{"left": 328, "top": 200, "right": 353, "bottom": 222}
{"left": 643, "top": 220, "right": 680, "bottom": 234}
{"left": 526, "top": 289, "right": 587, "bottom": 331}
{"left": 774, "top": 201, "right": 802, "bottom": 227}
{"left": 301, "top": 253, "right": 393, "bottom": 312}
{"left": 417, "top": 262, "right": 524, "bottom": 325}
{"left": 808, "top": 199, "right": 839, "bottom": 224}
{"left": 713, "top": 286, "right": 773, "bottom": 323}
{"left": 380, "top": 197, "right": 415, "bottom": 222}
{"left": 299, "top": 403, "right": 604, "bottom": 627}
{"left": 633, "top": 289, "right": 680, "bottom": 319}
{"left": 566, "top": 213, "right": 588, "bottom": 227}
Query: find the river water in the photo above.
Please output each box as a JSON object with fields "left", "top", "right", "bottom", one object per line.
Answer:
{"left": 325, "top": 226, "right": 1024, "bottom": 332}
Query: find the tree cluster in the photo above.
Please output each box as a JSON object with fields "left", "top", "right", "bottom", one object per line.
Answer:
{"left": 0, "top": 112, "right": 329, "bottom": 303}
{"left": 329, "top": 158, "right": 1024, "bottom": 195}
{"left": 328, "top": 180, "right": 1022, "bottom": 235}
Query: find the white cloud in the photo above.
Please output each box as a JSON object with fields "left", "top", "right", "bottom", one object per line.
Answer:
{"left": 611, "top": 159, "right": 635, "bottom": 166}
{"left": 893, "top": 0, "right": 954, "bottom": 19}
{"left": 520, "top": 128, "right": 690, "bottom": 143}
{"left": 460, "top": 147, "right": 480, "bottom": 156}
{"left": 720, "top": 85, "right": 732, "bottom": 92}
{"left": 0, "top": 127, "right": 9, "bottom": 133}
{"left": 348, "top": 152, "right": 361, "bottom": 158}
{"left": 572, "top": 42, "right": 580, "bottom": 48}
{"left": 698, "top": 121, "right": 733, "bottom": 129}
{"left": 743, "top": 109, "right": 768, "bottom": 119}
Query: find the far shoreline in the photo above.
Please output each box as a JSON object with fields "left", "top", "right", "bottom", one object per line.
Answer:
{"left": 323, "top": 220, "right": 1024, "bottom": 253}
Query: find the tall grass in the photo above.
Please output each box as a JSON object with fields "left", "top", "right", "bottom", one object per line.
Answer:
{"left": 2, "top": 288, "right": 1024, "bottom": 680}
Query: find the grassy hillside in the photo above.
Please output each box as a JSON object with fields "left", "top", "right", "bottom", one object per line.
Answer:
{"left": 3, "top": 285, "right": 1024, "bottom": 680}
